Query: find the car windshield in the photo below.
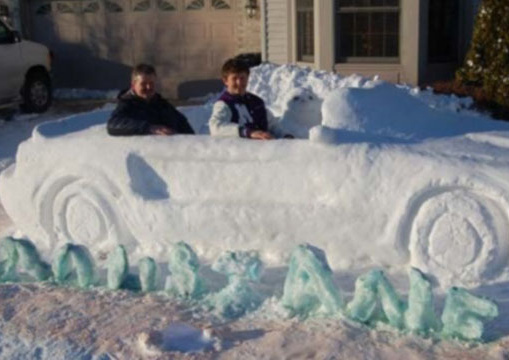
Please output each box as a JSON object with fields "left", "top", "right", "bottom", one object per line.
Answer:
{"left": 0, "top": 20, "right": 10, "bottom": 42}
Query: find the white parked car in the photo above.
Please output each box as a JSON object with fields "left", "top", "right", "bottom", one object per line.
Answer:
{"left": 0, "top": 18, "right": 52, "bottom": 113}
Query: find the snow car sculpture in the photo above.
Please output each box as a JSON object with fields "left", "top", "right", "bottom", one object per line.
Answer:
{"left": 2, "top": 80, "right": 509, "bottom": 289}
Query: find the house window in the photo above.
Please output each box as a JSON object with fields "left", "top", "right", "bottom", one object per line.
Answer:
{"left": 296, "top": 0, "right": 314, "bottom": 62}
{"left": 335, "top": 0, "right": 399, "bottom": 62}
{"left": 428, "top": 0, "right": 459, "bottom": 63}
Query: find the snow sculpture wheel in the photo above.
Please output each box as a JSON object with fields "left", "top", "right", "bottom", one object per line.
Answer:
{"left": 35, "top": 172, "right": 136, "bottom": 253}
{"left": 401, "top": 185, "right": 509, "bottom": 287}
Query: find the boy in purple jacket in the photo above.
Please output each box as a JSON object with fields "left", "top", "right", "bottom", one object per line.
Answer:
{"left": 209, "top": 58, "right": 289, "bottom": 139}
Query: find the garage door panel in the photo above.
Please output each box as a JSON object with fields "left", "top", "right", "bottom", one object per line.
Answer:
{"left": 104, "top": 25, "right": 132, "bottom": 63}
{"left": 103, "top": 0, "right": 125, "bottom": 13}
{"left": 131, "top": 16, "right": 155, "bottom": 64}
{"left": 131, "top": 0, "right": 151, "bottom": 12}
{"left": 82, "top": 1, "right": 100, "bottom": 14}
{"left": 156, "top": 0, "right": 178, "bottom": 11}
{"left": 184, "top": 0, "right": 204, "bottom": 10}
{"left": 211, "top": 0, "right": 233, "bottom": 10}
{"left": 211, "top": 47, "right": 234, "bottom": 69}
{"left": 30, "top": 2, "right": 59, "bottom": 46}
{"left": 183, "top": 22, "right": 207, "bottom": 41}
{"left": 155, "top": 50, "right": 183, "bottom": 74}
{"left": 154, "top": 20, "right": 180, "bottom": 45}
{"left": 210, "top": 22, "right": 233, "bottom": 40}
{"left": 183, "top": 47, "right": 212, "bottom": 72}
{"left": 56, "top": 19, "right": 81, "bottom": 43}
{"left": 81, "top": 6, "right": 107, "bottom": 56}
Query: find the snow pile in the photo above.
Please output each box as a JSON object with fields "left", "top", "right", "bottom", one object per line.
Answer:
{"left": 53, "top": 88, "right": 119, "bottom": 100}
{"left": 248, "top": 63, "right": 485, "bottom": 141}
{"left": 2, "top": 64, "right": 509, "bottom": 292}
{"left": 248, "top": 63, "right": 376, "bottom": 115}
{"left": 312, "top": 82, "right": 497, "bottom": 143}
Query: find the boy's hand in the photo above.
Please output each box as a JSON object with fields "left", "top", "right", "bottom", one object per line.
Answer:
{"left": 150, "top": 125, "right": 175, "bottom": 135}
{"left": 250, "top": 131, "right": 273, "bottom": 140}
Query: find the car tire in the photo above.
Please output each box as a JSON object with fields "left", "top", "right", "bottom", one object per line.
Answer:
{"left": 21, "top": 70, "right": 52, "bottom": 113}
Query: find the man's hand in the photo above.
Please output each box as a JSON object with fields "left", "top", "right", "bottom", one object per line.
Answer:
{"left": 150, "top": 125, "right": 175, "bottom": 135}
{"left": 250, "top": 131, "right": 274, "bottom": 140}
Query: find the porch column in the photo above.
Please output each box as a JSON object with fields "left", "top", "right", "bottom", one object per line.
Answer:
{"left": 314, "top": 0, "right": 335, "bottom": 71}
{"left": 400, "top": 0, "right": 426, "bottom": 85}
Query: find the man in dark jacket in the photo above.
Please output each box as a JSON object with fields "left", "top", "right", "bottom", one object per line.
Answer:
{"left": 107, "top": 64, "right": 194, "bottom": 136}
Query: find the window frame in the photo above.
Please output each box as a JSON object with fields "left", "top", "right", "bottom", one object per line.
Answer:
{"left": 335, "top": 0, "right": 400, "bottom": 64}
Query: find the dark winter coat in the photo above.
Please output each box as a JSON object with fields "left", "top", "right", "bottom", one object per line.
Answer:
{"left": 107, "top": 90, "right": 194, "bottom": 136}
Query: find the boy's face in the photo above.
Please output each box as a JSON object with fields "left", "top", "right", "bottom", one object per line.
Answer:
{"left": 223, "top": 71, "right": 249, "bottom": 96}
{"left": 132, "top": 73, "right": 157, "bottom": 100}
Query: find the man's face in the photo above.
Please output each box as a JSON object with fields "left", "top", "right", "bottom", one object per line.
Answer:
{"left": 223, "top": 72, "right": 249, "bottom": 96}
{"left": 132, "top": 73, "right": 157, "bottom": 100}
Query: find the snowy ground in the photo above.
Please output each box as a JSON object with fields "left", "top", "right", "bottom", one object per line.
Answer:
{"left": 0, "top": 280, "right": 508, "bottom": 359}
{"left": 2, "top": 66, "right": 509, "bottom": 359}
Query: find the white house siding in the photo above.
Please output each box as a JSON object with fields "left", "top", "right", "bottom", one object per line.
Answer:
{"left": 265, "top": 0, "right": 289, "bottom": 64}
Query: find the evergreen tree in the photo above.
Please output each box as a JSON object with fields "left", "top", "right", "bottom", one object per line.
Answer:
{"left": 456, "top": 0, "right": 509, "bottom": 107}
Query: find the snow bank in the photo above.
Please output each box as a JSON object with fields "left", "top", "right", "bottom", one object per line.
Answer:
{"left": 53, "top": 88, "right": 119, "bottom": 100}
{"left": 2, "top": 64, "right": 509, "bottom": 290}
{"left": 247, "top": 64, "right": 485, "bottom": 141}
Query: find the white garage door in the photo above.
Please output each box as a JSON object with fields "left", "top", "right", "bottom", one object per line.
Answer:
{"left": 28, "top": 0, "right": 237, "bottom": 96}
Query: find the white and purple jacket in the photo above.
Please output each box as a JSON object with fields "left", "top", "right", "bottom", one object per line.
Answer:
{"left": 209, "top": 91, "right": 284, "bottom": 138}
